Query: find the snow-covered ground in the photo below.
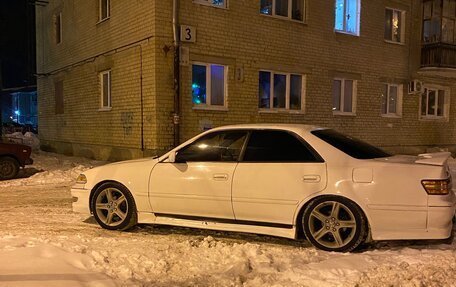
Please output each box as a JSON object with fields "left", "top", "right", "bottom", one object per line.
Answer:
{"left": 0, "top": 152, "right": 455, "bottom": 287}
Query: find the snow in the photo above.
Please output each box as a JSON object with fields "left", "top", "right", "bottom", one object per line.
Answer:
{"left": 0, "top": 152, "right": 455, "bottom": 287}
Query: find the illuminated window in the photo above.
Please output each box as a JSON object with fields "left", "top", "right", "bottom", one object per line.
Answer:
{"left": 334, "top": 0, "right": 360, "bottom": 35}
{"left": 192, "top": 63, "right": 227, "bottom": 107}
{"left": 54, "top": 13, "right": 62, "bottom": 44}
{"left": 381, "top": 84, "right": 403, "bottom": 116}
{"left": 260, "top": 0, "right": 305, "bottom": 21}
{"left": 421, "top": 87, "right": 449, "bottom": 119}
{"left": 193, "top": 0, "right": 227, "bottom": 8}
{"left": 385, "top": 8, "right": 405, "bottom": 43}
{"left": 333, "top": 79, "right": 356, "bottom": 114}
{"left": 99, "top": 0, "right": 110, "bottom": 21}
{"left": 100, "top": 70, "right": 111, "bottom": 109}
{"left": 259, "top": 71, "right": 305, "bottom": 111}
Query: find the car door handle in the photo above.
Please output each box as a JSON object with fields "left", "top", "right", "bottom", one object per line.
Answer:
{"left": 302, "top": 175, "right": 321, "bottom": 183}
{"left": 213, "top": 174, "right": 229, "bottom": 181}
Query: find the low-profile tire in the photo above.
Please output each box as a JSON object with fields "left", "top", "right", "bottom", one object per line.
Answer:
{"left": 302, "top": 196, "right": 368, "bottom": 252}
{"left": 91, "top": 182, "right": 137, "bottom": 231}
{"left": 0, "top": 156, "right": 20, "bottom": 180}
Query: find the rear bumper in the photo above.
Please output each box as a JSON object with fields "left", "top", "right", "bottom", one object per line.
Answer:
{"left": 428, "top": 191, "right": 456, "bottom": 238}
{"left": 71, "top": 187, "right": 91, "bottom": 215}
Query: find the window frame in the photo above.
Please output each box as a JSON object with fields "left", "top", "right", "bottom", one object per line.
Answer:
{"left": 334, "top": 0, "right": 361, "bottom": 36}
{"left": 54, "top": 12, "right": 62, "bottom": 44}
{"left": 99, "top": 70, "right": 112, "bottom": 111}
{"left": 193, "top": 0, "right": 228, "bottom": 9}
{"left": 419, "top": 85, "right": 450, "bottom": 120}
{"left": 191, "top": 62, "right": 228, "bottom": 110}
{"left": 99, "top": 0, "right": 110, "bottom": 22}
{"left": 381, "top": 83, "right": 403, "bottom": 117}
{"left": 260, "top": 0, "right": 306, "bottom": 22}
{"left": 384, "top": 7, "right": 406, "bottom": 44}
{"left": 332, "top": 78, "right": 357, "bottom": 115}
{"left": 258, "top": 70, "right": 306, "bottom": 112}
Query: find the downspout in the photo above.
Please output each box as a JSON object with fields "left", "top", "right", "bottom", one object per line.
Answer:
{"left": 172, "top": 0, "right": 180, "bottom": 147}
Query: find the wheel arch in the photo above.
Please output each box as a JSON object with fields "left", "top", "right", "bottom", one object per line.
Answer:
{"left": 294, "top": 194, "right": 371, "bottom": 239}
{"left": 0, "top": 154, "right": 21, "bottom": 166}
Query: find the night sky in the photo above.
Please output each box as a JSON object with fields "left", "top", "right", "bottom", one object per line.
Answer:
{"left": 0, "top": 0, "right": 36, "bottom": 90}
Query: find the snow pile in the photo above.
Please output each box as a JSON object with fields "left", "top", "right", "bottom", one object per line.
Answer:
{"left": 4, "top": 132, "right": 40, "bottom": 150}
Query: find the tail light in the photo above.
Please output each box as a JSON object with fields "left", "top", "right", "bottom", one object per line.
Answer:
{"left": 421, "top": 177, "right": 452, "bottom": 195}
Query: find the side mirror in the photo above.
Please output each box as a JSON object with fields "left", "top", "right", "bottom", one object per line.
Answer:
{"left": 168, "top": 151, "right": 176, "bottom": 163}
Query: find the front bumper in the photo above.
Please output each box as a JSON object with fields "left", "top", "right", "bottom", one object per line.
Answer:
{"left": 71, "top": 187, "right": 91, "bottom": 215}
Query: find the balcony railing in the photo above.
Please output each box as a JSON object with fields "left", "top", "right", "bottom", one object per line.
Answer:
{"left": 421, "top": 43, "right": 456, "bottom": 68}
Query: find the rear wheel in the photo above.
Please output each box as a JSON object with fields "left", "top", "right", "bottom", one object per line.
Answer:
{"left": 302, "top": 196, "right": 368, "bottom": 252}
{"left": 91, "top": 182, "right": 137, "bottom": 231}
{"left": 0, "top": 156, "right": 20, "bottom": 180}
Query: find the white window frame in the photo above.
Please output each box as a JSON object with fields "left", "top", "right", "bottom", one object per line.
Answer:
{"left": 258, "top": 70, "right": 306, "bottom": 112}
{"left": 420, "top": 85, "right": 450, "bottom": 120}
{"left": 332, "top": 78, "right": 357, "bottom": 115}
{"left": 193, "top": 0, "right": 228, "bottom": 9}
{"left": 55, "top": 12, "right": 62, "bottom": 44}
{"left": 99, "top": 70, "right": 112, "bottom": 111}
{"left": 334, "top": 0, "right": 360, "bottom": 36}
{"left": 381, "top": 83, "right": 403, "bottom": 117}
{"left": 191, "top": 62, "right": 228, "bottom": 110}
{"left": 384, "top": 8, "right": 405, "bottom": 44}
{"left": 99, "top": 0, "right": 110, "bottom": 22}
{"left": 260, "top": 0, "right": 306, "bottom": 22}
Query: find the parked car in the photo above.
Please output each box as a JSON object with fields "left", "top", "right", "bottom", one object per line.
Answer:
{"left": 71, "top": 124, "right": 456, "bottom": 252}
{"left": 0, "top": 141, "right": 33, "bottom": 180}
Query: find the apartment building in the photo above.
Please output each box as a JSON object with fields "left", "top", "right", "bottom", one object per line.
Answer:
{"left": 35, "top": 0, "right": 456, "bottom": 160}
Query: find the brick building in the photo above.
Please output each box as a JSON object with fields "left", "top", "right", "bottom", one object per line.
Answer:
{"left": 36, "top": 0, "right": 456, "bottom": 160}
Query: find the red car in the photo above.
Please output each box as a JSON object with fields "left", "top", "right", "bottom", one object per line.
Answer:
{"left": 0, "top": 142, "right": 33, "bottom": 180}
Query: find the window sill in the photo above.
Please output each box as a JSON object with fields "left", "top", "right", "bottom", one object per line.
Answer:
{"left": 381, "top": 114, "right": 402, "bottom": 118}
{"left": 98, "top": 107, "right": 112, "bottom": 112}
{"left": 192, "top": 105, "right": 228, "bottom": 112}
{"left": 260, "top": 13, "right": 307, "bottom": 25}
{"left": 96, "top": 17, "right": 110, "bottom": 25}
{"left": 333, "top": 111, "right": 356, "bottom": 116}
{"left": 384, "top": 39, "right": 405, "bottom": 46}
{"left": 335, "top": 30, "right": 360, "bottom": 37}
{"left": 259, "top": 109, "right": 305, "bottom": 115}
{"left": 193, "top": 1, "right": 228, "bottom": 10}
{"left": 419, "top": 116, "right": 448, "bottom": 122}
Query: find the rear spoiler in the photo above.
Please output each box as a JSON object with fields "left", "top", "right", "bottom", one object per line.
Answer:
{"left": 415, "top": 152, "right": 452, "bottom": 166}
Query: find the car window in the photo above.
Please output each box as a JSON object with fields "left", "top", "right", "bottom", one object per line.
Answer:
{"left": 176, "top": 131, "right": 248, "bottom": 162}
{"left": 311, "top": 129, "right": 391, "bottom": 159}
{"left": 242, "top": 130, "right": 322, "bottom": 162}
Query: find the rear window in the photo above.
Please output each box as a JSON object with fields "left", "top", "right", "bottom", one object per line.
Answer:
{"left": 311, "top": 129, "right": 391, "bottom": 159}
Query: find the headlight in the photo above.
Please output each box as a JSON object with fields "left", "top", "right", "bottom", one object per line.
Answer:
{"left": 76, "top": 174, "right": 87, "bottom": 184}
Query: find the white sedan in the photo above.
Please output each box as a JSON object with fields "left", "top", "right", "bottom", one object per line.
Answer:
{"left": 71, "top": 124, "right": 456, "bottom": 252}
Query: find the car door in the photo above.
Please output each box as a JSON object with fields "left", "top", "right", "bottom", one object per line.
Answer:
{"left": 232, "top": 130, "right": 327, "bottom": 225}
{"left": 149, "top": 130, "right": 248, "bottom": 219}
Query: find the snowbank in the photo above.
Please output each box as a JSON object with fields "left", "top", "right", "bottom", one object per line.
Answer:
{"left": 4, "top": 132, "right": 40, "bottom": 150}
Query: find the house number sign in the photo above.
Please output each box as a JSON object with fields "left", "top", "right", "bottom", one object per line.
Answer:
{"left": 180, "top": 25, "right": 196, "bottom": 43}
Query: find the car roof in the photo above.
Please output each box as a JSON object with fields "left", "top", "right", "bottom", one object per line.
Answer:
{"left": 208, "top": 123, "right": 326, "bottom": 133}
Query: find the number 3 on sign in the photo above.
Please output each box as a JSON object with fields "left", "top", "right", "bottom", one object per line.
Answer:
{"left": 180, "top": 25, "right": 196, "bottom": 43}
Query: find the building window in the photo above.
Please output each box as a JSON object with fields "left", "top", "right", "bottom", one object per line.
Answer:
{"left": 99, "top": 0, "right": 110, "bottom": 21}
{"left": 54, "top": 13, "right": 62, "bottom": 44}
{"left": 192, "top": 63, "right": 227, "bottom": 107}
{"left": 100, "top": 70, "right": 111, "bottom": 109}
{"left": 193, "top": 0, "right": 227, "bottom": 8}
{"left": 55, "top": 81, "right": 64, "bottom": 114}
{"left": 334, "top": 0, "right": 360, "bottom": 35}
{"left": 423, "top": 0, "right": 456, "bottom": 43}
{"left": 260, "top": 0, "right": 305, "bottom": 21}
{"left": 333, "top": 79, "right": 356, "bottom": 114}
{"left": 420, "top": 87, "right": 449, "bottom": 119}
{"left": 381, "top": 84, "right": 403, "bottom": 116}
{"left": 385, "top": 8, "right": 405, "bottom": 43}
{"left": 259, "top": 71, "right": 305, "bottom": 111}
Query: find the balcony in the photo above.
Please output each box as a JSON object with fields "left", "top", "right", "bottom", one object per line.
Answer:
{"left": 421, "top": 43, "right": 456, "bottom": 69}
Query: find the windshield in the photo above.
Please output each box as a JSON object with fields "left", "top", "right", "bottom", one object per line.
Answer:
{"left": 311, "top": 129, "right": 391, "bottom": 159}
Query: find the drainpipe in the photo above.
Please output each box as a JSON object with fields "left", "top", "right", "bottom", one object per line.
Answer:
{"left": 172, "top": 0, "right": 180, "bottom": 147}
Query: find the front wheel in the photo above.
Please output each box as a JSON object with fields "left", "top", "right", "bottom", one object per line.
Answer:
{"left": 0, "top": 156, "right": 20, "bottom": 180}
{"left": 91, "top": 182, "right": 137, "bottom": 231}
{"left": 302, "top": 196, "right": 368, "bottom": 252}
